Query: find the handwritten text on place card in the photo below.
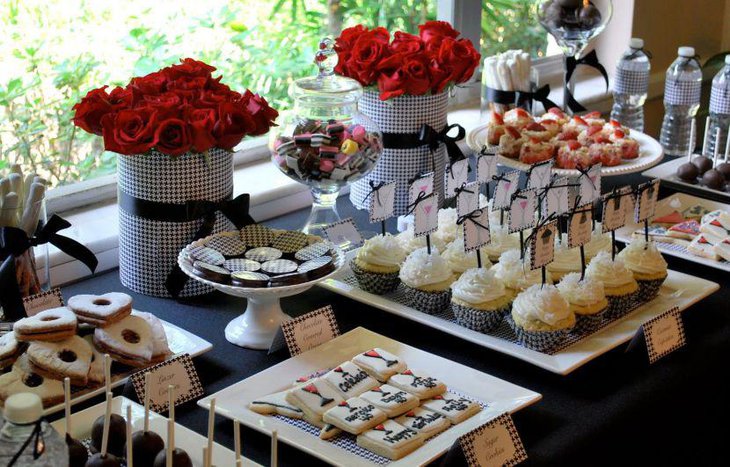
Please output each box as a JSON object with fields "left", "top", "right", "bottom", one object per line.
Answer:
{"left": 23, "top": 288, "right": 64, "bottom": 317}
{"left": 281, "top": 305, "right": 340, "bottom": 356}
{"left": 643, "top": 307, "right": 686, "bottom": 364}
{"left": 130, "top": 354, "right": 203, "bottom": 413}
{"left": 460, "top": 413, "right": 527, "bottom": 467}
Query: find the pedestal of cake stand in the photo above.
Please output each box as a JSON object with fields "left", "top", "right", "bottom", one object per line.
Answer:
{"left": 224, "top": 295, "right": 291, "bottom": 349}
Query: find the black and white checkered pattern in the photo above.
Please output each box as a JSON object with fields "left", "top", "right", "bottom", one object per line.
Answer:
{"left": 351, "top": 91, "right": 449, "bottom": 216}
{"left": 350, "top": 259, "right": 401, "bottom": 294}
{"left": 459, "top": 412, "right": 527, "bottom": 467}
{"left": 643, "top": 306, "right": 685, "bottom": 364}
{"left": 709, "top": 81, "right": 730, "bottom": 114}
{"left": 205, "top": 235, "right": 247, "bottom": 257}
{"left": 664, "top": 79, "right": 701, "bottom": 106}
{"left": 451, "top": 302, "right": 508, "bottom": 334}
{"left": 129, "top": 353, "right": 203, "bottom": 413}
{"left": 281, "top": 305, "right": 340, "bottom": 356}
{"left": 613, "top": 65, "right": 649, "bottom": 95}
{"left": 118, "top": 148, "right": 234, "bottom": 297}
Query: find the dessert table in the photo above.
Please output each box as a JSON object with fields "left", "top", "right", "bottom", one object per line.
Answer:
{"left": 58, "top": 171, "right": 730, "bottom": 466}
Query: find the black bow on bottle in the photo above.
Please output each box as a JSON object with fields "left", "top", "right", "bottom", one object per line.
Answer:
{"left": 6, "top": 418, "right": 46, "bottom": 466}
{"left": 565, "top": 50, "right": 609, "bottom": 112}
{"left": 0, "top": 215, "right": 98, "bottom": 321}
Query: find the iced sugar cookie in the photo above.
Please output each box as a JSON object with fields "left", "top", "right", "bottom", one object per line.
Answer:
{"left": 356, "top": 420, "right": 423, "bottom": 460}
{"left": 387, "top": 369, "right": 447, "bottom": 400}
{"left": 395, "top": 407, "right": 451, "bottom": 438}
{"left": 322, "top": 397, "right": 387, "bottom": 435}
{"left": 323, "top": 361, "right": 378, "bottom": 399}
{"left": 359, "top": 384, "right": 419, "bottom": 418}
{"left": 422, "top": 393, "right": 481, "bottom": 424}
{"left": 249, "top": 390, "right": 304, "bottom": 419}
{"left": 285, "top": 378, "right": 343, "bottom": 422}
{"left": 351, "top": 348, "right": 407, "bottom": 382}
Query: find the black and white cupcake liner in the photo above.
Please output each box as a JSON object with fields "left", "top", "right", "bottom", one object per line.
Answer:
{"left": 402, "top": 284, "right": 452, "bottom": 315}
{"left": 350, "top": 259, "right": 401, "bottom": 295}
{"left": 604, "top": 290, "right": 639, "bottom": 320}
{"left": 452, "top": 302, "right": 510, "bottom": 334}
{"left": 505, "top": 315, "right": 572, "bottom": 352}
{"left": 636, "top": 277, "right": 666, "bottom": 303}
{"left": 573, "top": 305, "right": 608, "bottom": 335}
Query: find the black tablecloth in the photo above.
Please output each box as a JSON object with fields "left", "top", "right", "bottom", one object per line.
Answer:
{"left": 60, "top": 174, "right": 730, "bottom": 466}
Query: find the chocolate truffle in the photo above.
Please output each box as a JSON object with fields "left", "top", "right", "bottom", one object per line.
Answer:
{"left": 153, "top": 448, "right": 193, "bottom": 467}
{"left": 676, "top": 162, "right": 699, "bottom": 182}
{"left": 91, "top": 413, "right": 127, "bottom": 458}
{"left": 716, "top": 161, "right": 730, "bottom": 180}
{"left": 85, "top": 453, "right": 121, "bottom": 467}
{"left": 126, "top": 430, "right": 165, "bottom": 467}
{"left": 692, "top": 156, "right": 714, "bottom": 175}
{"left": 67, "top": 433, "right": 89, "bottom": 467}
{"left": 702, "top": 169, "right": 725, "bottom": 190}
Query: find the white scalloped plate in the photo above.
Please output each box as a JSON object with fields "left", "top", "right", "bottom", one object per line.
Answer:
{"left": 466, "top": 123, "right": 664, "bottom": 177}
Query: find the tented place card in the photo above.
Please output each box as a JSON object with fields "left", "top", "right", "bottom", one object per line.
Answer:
{"left": 323, "top": 218, "right": 364, "bottom": 249}
{"left": 280, "top": 305, "right": 341, "bottom": 356}
{"left": 22, "top": 288, "right": 64, "bottom": 317}
{"left": 130, "top": 354, "right": 203, "bottom": 413}
{"left": 643, "top": 307, "right": 686, "bottom": 364}
{"left": 445, "top": 158, "right": 470, "bottom": 198}
{"left": 459, "top": 413, "right": 527, "bottom": 467}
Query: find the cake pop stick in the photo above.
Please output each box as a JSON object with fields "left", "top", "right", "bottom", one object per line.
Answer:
{"left": 64, "top": 377, "right": 72, "bottom": 435}
{"left": 714, "top": 127, "right": 722, "bottom": 165}
{"left": 234, "top": 420, "right": 242, "bottom": 467}
{"left": 271, "top": 430, "right": 278, "bottom": 467}
{"left": 104, "top": 353, "right": 111, "bottom": 394}
{"left": 202, "top": 447, "right": 208, "bottom": 467}
{"left": 144, "top": 372, "right": 151, "bottom": 433}
{"left": 702, "top": 116, "right": 710, "bottom": 153}
{"left": 687, "top": 118, "right": 696, "bottom": 162}
{"left": 167, "top": 385, "right": 175, "bottom": 467}
{"left": 101, "top": 391, "right": 113, "bottom": 458}
{"left": 206, "top": 398, "right": 216, "bottom": 467}
{"left": 126, "top": 405, "right": 134, "bottom": 467}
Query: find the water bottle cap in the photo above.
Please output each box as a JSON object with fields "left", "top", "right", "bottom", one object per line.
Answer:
{"left": 629, "top": 38, "right": 644, "bottom": 49}
{"left": 678, "top": 46, "right": 695, "bottom": 58}
{"left": 725, "top": 54, "right": 730, "bottom": 65}
{"left": 3, "top": 393, "right": 43, "bottom": 425}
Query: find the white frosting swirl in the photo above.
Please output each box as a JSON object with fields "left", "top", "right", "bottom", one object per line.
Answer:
{"left": 482, "top": 225, "right": 520, "bottom": 259}
{"left": 356, "top": 234, "right": 406, "bottom": 267}
{"left": 584, "top": 225, "right": 612, "bottom": 258}
{"left": 512, "top": 284, "right": 571, "bottom": 326}
{"left": 491, "top": 249, "right": 552, "bottom": 290}
{"left": 585, "top": 251, "right": 635, "bottom": 288}
{"left": 399, "top": 247, "right": 453, "bottom": 288}
{"left": 557, "top": 272, "right": 606, "bottom": 306}
{"left": 443, "top": 240, "right": 493, "bottom": 274}
{"left": 616, "top": 239, "right": 668, "bottom": 275}
{"left": 451, "top": 268, "right": 506, "bottom": 304}
{"left": 547, "top": 238, "right": 581, "bottom": 274}
{"left": 397, "top": 227, "right": 446, "bottom": 255}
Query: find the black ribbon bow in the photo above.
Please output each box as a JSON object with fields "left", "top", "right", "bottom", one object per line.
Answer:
{"left": 485, "top": 85, "right": 560, "bottom": 113}
{"left": 365, "top": 180, "right": 386, "bottom": 207}
{"left": 0, "top": 215, "right": 98, "bottom": 321}
{"left": 456, "top": 208, "right": 489, "bottom": 232}
{"left": 117, "top": 189, "right": 255, "bottom": 298}
{"left": 406, "top": 190, "right": 433, "bottom": 215}
{"left": 565, "top": 50, "right": 609, "bottom": 112}
{"left": 7, "top": 418, "right": 46, "bottom": 466}
{"left": 380, "top": 123, "right": 466, "bottom": 173}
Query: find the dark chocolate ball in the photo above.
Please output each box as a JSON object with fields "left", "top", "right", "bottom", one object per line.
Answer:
{"left": 676, "top": 162, "right": 699, "bottom": 182}
{"left": 91, "top": 414, "right": 127, "bottom": 458}
{"left": 126, "top": 430, "right": 165, "bottom": 467}
{"left": 557, "top": 0, "right": 582, "bottom": 7}
{"left": 153, "top": 448, "right": 193, "bottom": 467}
{"left": 692, "top": 156, "right": 714, "bottom": 175}
{"left": 702, "top": 169, "right": 725, "bottom": 190}
{"left": 67, "top": 434, "right": 89, "bottom": 467}
{"left": 84, "top": 453, "right": 121, "bottom": 467}
{"left": 716, "top": 162, "right": 730, "bottom": 180}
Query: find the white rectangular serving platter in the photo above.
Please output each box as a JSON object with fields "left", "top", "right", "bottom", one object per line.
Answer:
{"left": 51, "top": 396, "right": 257, "bottom": 467}
{"left": 616, "top": 192, "right": 730, "bottom": 272}
{"left": 642, "top": 156, "right": 730, "bottom": 203}
{"left": 319, "top": 256, "right": 719, "bottom": 375}
{"left": 198, "top": 327, "right": 541, "bottom": 467}
{"left": 41, "top": 312, "right": 212, "bottom": 416}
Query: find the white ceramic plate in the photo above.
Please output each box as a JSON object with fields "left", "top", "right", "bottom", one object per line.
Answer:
{"left": 642, "top": 156, "right": 730, "bottom": 203}
{"left": 198, "top": 327, "right": 541, "bottom": 467}
{"left": 466, "top": 123, "right": 664, "bottom": 177}
{"left": 319, "top": 255, "right": 718, "bottom": 375}
{"left": 51, "top": 396, "right": 256, "bottom": 467}
{"left": 39, "top": 314, "right": 212, "bottom": 416}
{"left": 615, "top": 192, "right": 730, "bottom": 272}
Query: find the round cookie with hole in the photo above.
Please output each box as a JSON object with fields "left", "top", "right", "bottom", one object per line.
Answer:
{"left": 93, "top": 315, "right": 153, "bottom": 367}
{"left": 27, "top": 335, "right": 93, "bottom": 387}
{"left": 0, "top": 354, "right": 65, "bottom": 407}
{"left": 68, "top": 292, "right": 133, "bottom": 327}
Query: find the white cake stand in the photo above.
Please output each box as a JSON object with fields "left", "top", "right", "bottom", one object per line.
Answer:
{"left": 178, "top": 232, "right": 345, "bottom": 350}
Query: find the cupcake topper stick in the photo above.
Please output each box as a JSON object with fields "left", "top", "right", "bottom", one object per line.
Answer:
{"left": 126, "top": 404, "right": 134, "bottom": 467}
{"left": 476, "top": 249, "right": 483, "bottom": 269}
{"left": 519, "top": 230, "right": 525, "bottom": 260}
{"left": 64, "top": 377, "right": 72, "bottom": 436}
{"left": 541, "top": 265, "right": 547, "bottom": 287}
{"left": 144, "top": 372, "right": 151, "bottom": 433}
{"left": 234, "top": 419, "right": 242, "bottom": 467}
{"left": 687, "top": 118, "right": 696, "bottom": 162}
{"left": 203, "top": 447, "right": 208, "bottom": 467}
{"left": 206, "top": 398, "right": 216, "bottom": 467}
{"left": 167, "top": 385, "right": 175, "bottom": 467}
{"left": 271, "top": 430, "right": 278, "bottom": 467}
{"left": 580, "top": 244, "right": 586, "bottom": 281}
{"left": 103, "top": 353, "right": 111, "bottom": 395}
{"left": 101, "top": 391, "right": 113, "bottom": 458}
{"left": 426, "top": 234, "right": 432, "bottom": 255}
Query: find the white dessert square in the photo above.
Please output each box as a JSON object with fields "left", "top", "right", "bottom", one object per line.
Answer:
{"left": 285, "top": 377, "right": 343, "bottom": 422}
{"left": 351, "top": 347, "right": 407, "bottom": 381}
{"left": 322, "top": 397, "right": 387, "bottom": 435}
{"left": 387, "top": 368, "right": 447, "bottom": 400}
{"left": 323, "top": 361, "right": 379, "bottom": 399}
{"left": 359, "top": 384, "right": 420, "bottom": 418}
{"left": 356, "top": 419, "right": 424, "bottom": 460}
{"left": 422, "top": 392, "right": 481, "bottom": 424}
{"left": 395, "top": 407, "right": 451, "bottom": 438}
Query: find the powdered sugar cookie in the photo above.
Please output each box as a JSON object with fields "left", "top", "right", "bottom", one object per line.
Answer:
{"left": 351, "top": 348, "right": 407, "bottom": 382}
{"left": 356, "top": 419, "right": 423, "bottom": 460}
{"left": 0, "top": 354, "right": 64, "bottom": 407}
{"left": 323, "top": 361, "right": 378, "bottom": 399}
{"left": 395, "top": 407, "right": 450, "bottom": 438}
{"left": 285, "top": 378, "right": 343, "bottom": 423}
{"left": 67, "top": 292, "right": 132, "bottom": 327}
{"left": 27, "top": 335, "right": 92, "bottom": 386}
{"left": 133, "top": 311, "right": 172, "bottom": 362}
{"left": 83, "top": 334, "right": 105, "bottom": 385}
{"left": 0, "top": 332, "right": 24, "bottom": 370}
{"left": 422, "top": 392, "right": 481, "bottom": 424}
{"left": 359, "top": 384, "right": 420, "bottom": 418}
{"left": 249, "top": 390, "right": 304, "bottom": 419}
{"left": 93, "top": 315, "right": 153, "bottom": 367}
{"left": 321, "top": 397, "right": 387, "bottom": 435}
{"left": 387, "top": 369, "right": 447, "bottom": 400}
{"left": 13, "top": 307, "right": 77, "bottom": 342}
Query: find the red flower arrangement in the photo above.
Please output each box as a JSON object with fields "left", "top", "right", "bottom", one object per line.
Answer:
{"left": 72, "top": 59, "right": 278, "bottom": 156}
{"left": 334, "top": 21, "right": 481, "bottom": 101}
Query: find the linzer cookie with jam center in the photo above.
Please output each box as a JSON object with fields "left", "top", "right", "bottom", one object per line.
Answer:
{"left": 321, "top": 397, "right": 387, "bottom": 435}
{"left": 67, "top": 292, "right": 133, "bottom": 327}
{"left": 133, "top": 311, "right": 172, "bottom": 363}
{"left": 0, "top": 332, "right": 24, "bottom": 370}
{"left": 359, "top": 384, "right": 420, "bottom": 417}
{"left": 351, "top": 348, "right": 407, "bottom": 382}
{"left": 13, "top": 307, "right": 78, "bottom": 342}
{"left": 323, "top": 361, "right": 379, "bottom": 399}
{"left": 285, "top": 378, "right": 343, "bottom": 424}
{"left": 93, "top": 315, "right": 154, "bottom": 367}
{"left": 356, "top": 419, "right": 424, "bottom": 461}
{"left": 422, "top": 392, "right": 481, "bottom": 424}
{"left": 240, "top": 224, "right": 279, "bottom": 247}
{"left": 270, "top": 230, "right": 310, "bottom": 254}
{"left": 387, "top": 369, "right": 446, "bottom": 400}
{"left": 395, "top": 407, "right": 450, "bottom": 438}
{"left": 0, "top": 354, "right": 65, "bottom": 407}
{"left": 26, "top": 335, "right": 93, "bottom": 387}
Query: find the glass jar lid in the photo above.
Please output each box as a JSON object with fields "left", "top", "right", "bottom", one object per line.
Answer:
{"left": 290, "top": 38, "right": 363, "bottom": 105}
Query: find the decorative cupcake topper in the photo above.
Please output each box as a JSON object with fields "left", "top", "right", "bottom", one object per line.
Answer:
{"left": 527, "top": 213, "right": 558, "bottom": 286}
{"left": 323, "top": 218, "right": 364, "bottom": 249}
{"left": 634, "top": 179, "right": 660, "bottom": 244}
{"left": 445, "top": 158, "right": 470, "bottom": 199}
{"left": 526, "top": 160, "right": 553, "bottom": 190}
{"left": 601, "top": 186, "right": 633, "bottom": 260}
{"left": 509, "top": 188, "right": 537, "bottom": 259}
{"left": 540, "top": 176, "right": 572, "bottom": 221}
{"left": 577, "top": 163, "right": 602, "bottom": 229}
{"left": 367, "top": 180, "right": 397, "bottom": 235}
{"left": 408, "top": 173, "right": 438, "bottom": 253}
{"left": 457, "top": 207, "right": 491, "bottom": 268}
{"left": 491, "top": 170, "right": 520, "bottom": 227}
{"left": 567, "top": 201, "right": 594, "bottom": 279}
{"left": 455, "top": 181, "right": 480, "bottom": 218}
{"left": 477, "top": 149, "right": 498, "bottom": 199}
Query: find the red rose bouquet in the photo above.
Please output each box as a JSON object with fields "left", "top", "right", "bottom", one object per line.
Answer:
{"left": 334, "top": 21, "right": 481, "bottom": 101}
{"left": 72, "top": 58, "right": 278, "bottom": 156}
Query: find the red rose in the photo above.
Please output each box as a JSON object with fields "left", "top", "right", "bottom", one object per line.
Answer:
{"left": 437, "top": 37, "right": 480, "bottom": 84}
{"left": 141, "top": 92, "right": 183, "bottom": 118}
{"left": 334, "top": 25, "right": 368, "bottom": 75}
{"left": 72, "top": 86, "right": 115, "bottom": 136}
{"left": 344, "top": 28, "right": 390, "bottom": 85}
{"left": 214, "top": 101, "right": 256, "bottom": 150}
{"left": 100, "top": 107, "right": 159, "bottom": 155}
{"left": 377, "top": 56, "right": 431, "bottom": 100}
{"left": 390, "top": 32, "right": 424, "bottom": 56}
{"left": 154, "top": 118, "right": 192, "bottom": 156}
{"left": 184, "top": 105, "right": 217, "bottom": 153}
{"left": 195, "top": 89, "right": 235, "bottom": 109}
{"left": 241, "top": 91, "right": 279, "bottom": 136}
{"left": 418, "top": 20, "right": 459, "bottom": 45}
{"left": 164, "top": 58, "right": 216, "bottom": 80}
{"left": 127, "top": 71, "right": 168, "bottom": 96}
{"left": 428, "top": 57, "right": 453, "bottom": 94}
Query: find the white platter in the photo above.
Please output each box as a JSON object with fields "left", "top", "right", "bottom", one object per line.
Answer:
{"left": 40, "top": 313, "right": 212, "bottom": 416}
{"left": 642, "top": 156, "right": 730, "bottom": 203}
{"left": 616, "top": 192, "right": 730, "bottom": 272}
{"left": 51, "top": 396, "right": 257, "bottom": 467}
{"left": 198, "top": 327, "right": 541, "bottom": 467}
{"left": 466, "top": 122, "right": 664, "bottom": 177}
{"left": 319, "top": 253, "right": 718, "bottom": 375}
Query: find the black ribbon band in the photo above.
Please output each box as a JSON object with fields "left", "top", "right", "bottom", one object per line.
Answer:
{"left": 1, "top": 216, "right": 98, "bottom": 321}
{"left": 381, "top": 123, "right": 466, "bottom": 173}
{"left": 484, "top": 85, "right": 559, "bottom": 113}
{"left": 6, "top": 412, "right": 45, "bottom": 466}
{"left": 626, "top": 47, "right": 653, "bottom": 60}
{"left": 118, "top": 189, "right": 255, "bottom": 298}
{"left": 565, "top": 50, "right": 609, "bottom": 113}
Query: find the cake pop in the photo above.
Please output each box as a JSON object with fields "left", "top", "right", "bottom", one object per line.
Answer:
{"left": 86, "top": 392, "right": 122, "bottom": 467}
{"left": 91, "top": 355, "right": 126, "bottom": 457}
{"left": 152, "top": 385, "right": 193, "bottom": 467}
{"left": 692, "top": 117, "right": 714, "bottom": 175}
{"left": 126, "top": 373, "right": 165, "bottom": 467}
{"left": 716, "top": 127, "right": 730, "bottom": 181}
{"left": 64, "top": 377, "right": 89, "bottom": 467}
{"left": 702, "top": 128, "right": 725, "bottom": 190}
{"left": 676, "top": 118, "right": 699, "bottom": 182}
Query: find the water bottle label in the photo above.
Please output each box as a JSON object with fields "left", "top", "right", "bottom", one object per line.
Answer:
{"left": 664, "top": 79, "right": 701, "bottom": 105}
{"left": 614, "top": 68, "right": 649, "bottom": 95}
{"left": 710, "top": 82, "right": 730, "bottom": 114}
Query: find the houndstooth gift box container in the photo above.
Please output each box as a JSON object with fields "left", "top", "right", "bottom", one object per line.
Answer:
{"left": 117, "top": 148, "right": 234, "bottom": 297}
{"left": 350, "top": 91, "right": 449, "bottom": 216}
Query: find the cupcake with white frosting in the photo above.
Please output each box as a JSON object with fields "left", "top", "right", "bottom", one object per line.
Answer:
{"left": 399, "top": 247, "right": 454, "bottom": 314}
{"left": 491, "top": 249, "right": 553, "bottom": 297}
{"left": 350, "top": 234, "right": 407, "bottom": 294}
{"left": 557, "top": 273, "right": 609, "bottom": 333}
{"left": 481, "top": 225, "right": 520, "bottom": 262}
{"left": 585, "top": 251, "right": 639, "bottom": 319}
{"left": 616, "top": 238, "right": 668, "bottom": 302}
{"left": 507, "top": 284, "right": 576, "bottom": 351}
{"left": 396, "top": 227, "right": 447, "bottom": 256}
{"left": 584, "top": 224, "right": 613, "bottom": 259}
{"left": 450, "top": 268, "right": 513, "bottom": 333}
{"left": 432, "top": 208, "right": 459, "bottom": 247}
{"left": 443, "top": 240, "right": 493, "bottom": 279}
{"left": 547, "top": 236, "right": 582, "bottom": 282}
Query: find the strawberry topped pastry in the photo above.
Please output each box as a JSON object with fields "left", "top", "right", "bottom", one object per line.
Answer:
{"left": 562, "top": 115, "right": 590, "bottom": 135}
{"left": 503, "top": 107, "right": 533, "bottom": 130}
{"left": 609, "top": 129, "right": 640, "bottom": 159}
{"left": 498, "top": 125, "right": 523, "bottom": 159}
{"left": 536, "top": 117, "right": 561, "bottom": 136}
{"left": 583, "top": 110, "right": 606, "bottom": 127}
{"left": 556, "top": 140, "right": 591, "bottom": 169}
{"left": 577, "top": 123, "right": 608, "bottom": 146}
{"left": 588, "top": 142, "right": 623, "bottom": 166}
{"left": 486, "top": 111, "right": 506, "bottom": 145}
{"left": 541, "top": 107, "right": 569, "bottom": 126}
{"left": 522, "top": 122, "right": 552, "bottom": 142}
{"left": 520, "top": 137, "right": 555, "bottom": 164}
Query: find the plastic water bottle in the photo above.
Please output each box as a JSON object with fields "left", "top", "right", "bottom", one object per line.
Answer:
{"left": 703, "top": 54, "right": 730, "bottom": 157}
{"left": 660, "top": 46, "right": 703, "bottom": 156}
{"left": 611, "top": 38, "right": 651, "bottom": 132}
{"left": 0, "top": 393, "right": 68, "bottom": 466}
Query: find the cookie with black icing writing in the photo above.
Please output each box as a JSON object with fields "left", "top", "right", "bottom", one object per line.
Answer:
{"left": 321, "top": 397, "right": 387, "bottom": 435}
{"left": 421, "top": 392, "right": 481, "bottom": 424}
{"left": 285, "top": 378, "right": 343, "bottom": 423}
{"left": 387, "top": 369, "right": 446, "bottom": 400}
{"left": 322, "top": 361, "right": 378, "bottom": 399}
{"left": 249, "top": 389, "right": 304, "bottom": 419}
{"left": 359, "top": 384, "right": 420, "bottom": 418}
{"left": 356, "top": 419, "right": 423, "bottom": 461}
{"left": 351, "top": 348, "right": 407, "bottom": 382}
{"left": 394, "top": 407, "right": 450, "bottom": 438}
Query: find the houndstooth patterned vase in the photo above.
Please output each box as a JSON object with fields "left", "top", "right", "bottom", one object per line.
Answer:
{"left": 118, "top": 148, "right": 234, "bottom": 297}
{"left": 350, "top": 91, "right": 449, "bottom": 216}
